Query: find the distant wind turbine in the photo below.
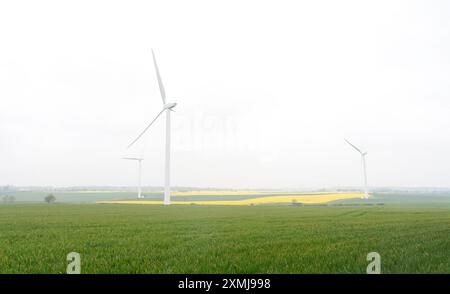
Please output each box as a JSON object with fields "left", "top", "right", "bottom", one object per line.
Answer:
{"left": 344, "top": 139, "right": 369, "bottom": 198}
{"left": 128, "top": 49, "right": 177, "bottom": 205}
{"left": 123, "top": 157, "right": 144, "bottom": 199}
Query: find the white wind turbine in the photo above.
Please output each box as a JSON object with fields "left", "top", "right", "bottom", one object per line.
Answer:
{"left": 128, "top": 49, "right": 177, "bottom": 205}
{"left": 122, "top": 157, "right": 144, "bottom": 199}
{"left": 344, "top": 139, "right": 369, "bottom": 198}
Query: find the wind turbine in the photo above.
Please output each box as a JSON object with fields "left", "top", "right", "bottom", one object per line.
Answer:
{"left": 344, "top": 139, "right": 369, "bottom": 198}
{"left": 128, "top": 49, "right": 177, "bottom": 205}
{"left": 123, "top": 157, "right": 144, "bottom": 199}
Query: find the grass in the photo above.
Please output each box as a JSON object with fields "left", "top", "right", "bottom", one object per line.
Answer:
{"left": 0, "top": 203, "right": 449, "bottom": 273}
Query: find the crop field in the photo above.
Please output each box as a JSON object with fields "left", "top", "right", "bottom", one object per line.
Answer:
{"left": 6, "top": 190, "right": 450, "bottom": 205}
{"left": 97, "top": 192, "right": 364, "bottom": 205}
{"left": 0, "top": 190, "right": 364, "bottom": 203}
{"left": 0, "top": 199, "right": 450, "bottom": 273}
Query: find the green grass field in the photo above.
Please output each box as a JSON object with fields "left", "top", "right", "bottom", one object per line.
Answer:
{"left": 1, "top": 203, "right": 449, "bottom": 273}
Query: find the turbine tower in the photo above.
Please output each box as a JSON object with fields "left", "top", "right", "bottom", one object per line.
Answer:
{"left": 344, "top": 139, "right": 369, "bottom": 198}
{"left": 128, "top": 49, "right": 177, "bottom": 205}
{"left": 122, "top": 157, "right": 144, "bottom": 199}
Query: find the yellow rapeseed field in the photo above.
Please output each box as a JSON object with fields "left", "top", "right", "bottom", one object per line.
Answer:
{"left": 171, "top": 191, "right": 268, "bottom": 196}
{"left": 171, "top": 191, "right": 333, "bottom": 196}
{"left": 97, "top": 192, "right": 364, "bottom": 206}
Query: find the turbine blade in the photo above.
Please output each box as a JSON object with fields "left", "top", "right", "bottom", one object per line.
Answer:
{"left": 344, "top": 138, "right": 362, "bottom": 154}
{"left": 151, "top": 49, "right": 166, "bottom": 105}
{"left": 127, "top": 109, "right": 165, "bottom": 148}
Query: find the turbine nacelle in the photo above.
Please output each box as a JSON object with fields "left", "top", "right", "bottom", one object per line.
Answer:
{"left": 122, "top": 157, "right": 143, "bottom": 161}
{"left": 164, "top": 102, "right": 177, "bottom": 110}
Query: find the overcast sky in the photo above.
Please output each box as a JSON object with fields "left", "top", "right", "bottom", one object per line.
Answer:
{"left": 1, "top": 0, "right": 449, "bottom": 189}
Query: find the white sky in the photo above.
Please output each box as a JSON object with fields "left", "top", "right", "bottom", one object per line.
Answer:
{"left": 1, "top": 0, "right": 449, "bottom": 189}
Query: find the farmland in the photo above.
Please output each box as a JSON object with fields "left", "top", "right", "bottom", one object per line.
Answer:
{"left": 4, "top": 189, "right": 450, "bottom": 206}
{"left": 97, "top": 192, "right": 364, "bottom": 205}
{"left": 0, "top": 196, "right": 450, "bottom": 273}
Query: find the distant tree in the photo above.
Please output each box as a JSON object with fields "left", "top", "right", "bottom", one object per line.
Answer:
{"left": 45, "top": 194, "right": 56, "bottom": 204}
{"left": 2, "top": 195, "right": 15, "bottom": 204}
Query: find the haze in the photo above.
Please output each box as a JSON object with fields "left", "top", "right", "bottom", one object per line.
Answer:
{"left": 1, "top": 0, "right": 449, "bottom": 189}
